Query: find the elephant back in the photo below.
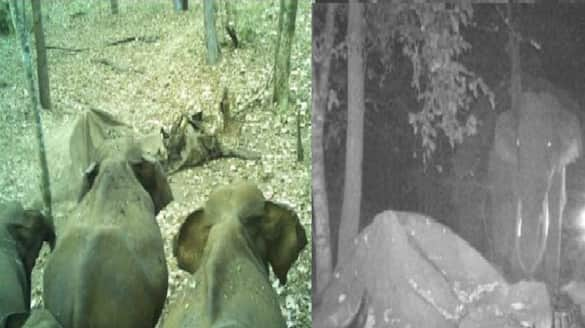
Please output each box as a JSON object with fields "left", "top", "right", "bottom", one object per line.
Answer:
{"left": 314, "top": 210, "right": 506, "bottom": 328}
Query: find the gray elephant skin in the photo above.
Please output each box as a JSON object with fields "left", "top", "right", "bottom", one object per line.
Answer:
{"left": 312, "top": 210, "right": 552, "bottom": 328}
{"left": 21, "top": 309, "right": 62, "bottom": 328}
{"left": 0, "top": 202, "right": 55, "bottom": 328}
{"left": 488, "top": 78, "right": 582, "bottom": 285}
{"left": 450, "top": 94, "right": 496, "bottom": 257}
{"left": 42, "top": 137, "right": 173, "bottom": 328}
{"left": 161, "top": 113, "right": 260, "bottom": 174}
{"left": 40, "top": 107, "right": 129, "bottom": 207}
{"left": 161, "top": 181, "right": 307, "bottom": 328}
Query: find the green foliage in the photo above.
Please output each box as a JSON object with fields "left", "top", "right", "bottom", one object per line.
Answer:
{"left": 288, "top": 1, "right": 312, "bottom": 114}
{"left": 235, "top": 0, "right": 279, "bottom": 47}
{"left": 1, "top": 0, "right": 34, "bottom": 36}
{"left": 374, "top": 3, "right": 494, "bottom": 164}
{"left": 0, "top": 0, "right": 13, "bottom": 34}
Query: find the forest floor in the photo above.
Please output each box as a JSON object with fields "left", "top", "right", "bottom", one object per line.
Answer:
{"left": 0, "top": 1, "right": 312, "bottom": 327}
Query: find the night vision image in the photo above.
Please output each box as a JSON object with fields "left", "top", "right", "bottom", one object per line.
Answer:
{"left": 312, "top": 3, "right": 585, "bottom": 328}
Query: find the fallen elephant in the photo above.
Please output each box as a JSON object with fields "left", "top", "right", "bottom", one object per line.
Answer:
{"left": 313, "top": 210, "right": 551, "bottom": 328}
{"left": 43, "top": 137, "right": 173, "bottom": 328}
{"left": 161, "top": 181, "right": 307, "bottom": 328}
{"left": 0, "top": 202, "right": 55, "bottom": 328}
{"left": 162, "top": 113, "right": 260, "bottom": 174}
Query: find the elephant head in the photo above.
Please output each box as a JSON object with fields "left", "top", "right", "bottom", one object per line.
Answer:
{"left": 0, "top": 202, "right": 56, "bottom": 327}
{"left": 164, "top": 181, "right": 307, "bottom": 327}
{"left": 43, "top": 137, "right": 172, "bottom": 328}
{"left": 491, "top": 89, "right": 582, "bottom": 282}
{"left": 78, "top": 137, "right": 173, "bottom": 214}
{"left": 136, "top": 131, "right": 168, "bottom": 165}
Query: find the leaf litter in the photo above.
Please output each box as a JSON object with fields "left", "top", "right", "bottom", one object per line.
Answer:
{"left": 0, "top": 1, "right": 312, "bottom": 327}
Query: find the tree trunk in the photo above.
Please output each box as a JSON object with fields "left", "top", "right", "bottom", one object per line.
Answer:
{"left": 338, "top": 1, "right": 365, "bottom": 264}
{"left": 31, "top": 0, "right": 50, "bottom": 110}
{"left": 296, "top": 109, "right": 304, "bottom": 162}
{"left": 173, "top": 0, "right": 188, "bottom": 11}
{"left": 224, "top": 1, "right": 237, "bottom": 48}
{"left": 0, "top": 1, "right": 13, "bottom": 35}
{"left": 272, "top": 0, "right": 298, "bottom": 112}
{"left": 312, "top": 3, "right": 337, "bottom": 298}
{"left": 110, "top": 0, "right": 119, "bottom": 15}
{"left": 203, "top": 0, "right": 220, "bottom": 65}
{"left": 8, "top": 0, "right": 52, "bottom": 218}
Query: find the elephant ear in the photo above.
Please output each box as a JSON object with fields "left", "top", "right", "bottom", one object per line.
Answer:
{"left": 69, "top": 108, "right": 128, "bottom": 179}
{"left": 174, "top": 209, "right": 211, "bottom": 274}
{"left": 3, "top": 204, "right": 26, "bottom": 247}
{"left": 130, "top": 155, "right": 173, "bottom": 214}
{"left": 7, "top": 208, "right": 55, "bottom": 249}
{"left": 262, "top": 201, "right": 307, "bottom": 285}
{"left": 557, "top": 108, "right": 582, "bottom": 166}
{"left": 137, "top": 132, "right": 168, "bottom": 164}
{"left": 6, "top": 208, "right": 56, "bottom": 274}
{"left": 22, "top": 209, "right": 56, "bottom": 251}
{"left": 493, "top": 110, "right": 518, "bottom": 165}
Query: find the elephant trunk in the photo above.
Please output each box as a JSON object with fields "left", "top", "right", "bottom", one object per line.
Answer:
{"left": 515, "top": 175, "right": 552, "bottom": 278}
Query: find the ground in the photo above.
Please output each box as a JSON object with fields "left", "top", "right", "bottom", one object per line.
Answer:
{"left": 0, "top": 1, "right": 311, "bottom": 327}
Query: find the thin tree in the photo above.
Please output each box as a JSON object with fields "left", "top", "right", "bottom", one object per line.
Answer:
{"left": 296, "top": 109, "right": 303, "bottom": 163}
{"left": 223, "top": 1, "right": 238, "bottom": 48}
{"left": 8, "top": 0, "right": 52, "bottom": 217}
{"left": 337, "top": 0, "right": 365, "bottom": 271}
{"left": 110, "top": 0, "right": 119, "bottom": 15}
{"left": 312, "top": 3, "right": 337, "bottom": 297}
{"left": 31, "top": 0, "right": 50, "bottom": 110}
{"left": 272, "top": 0, "right": 300, "bottom": 161}
{"left": 203, "top": 0, "right": 220, "bottom": 65}
{"left": 0, "top": 1, "right": 12, "bottom": 34}
{"left": 173, "top": 0, "right": 188, "bottom": 11}
{"left": 272, "top": 0, "right": 298, "bottom": 112}
{"left": 216, "top": 1, "right": 237, "bottom": 49}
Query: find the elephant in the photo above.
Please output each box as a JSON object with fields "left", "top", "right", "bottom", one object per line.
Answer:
{"left": 488, "top": 81, "right": 582, "bottom": 287}
{"left": 68, "top": 107, "right": 129, "bottom": 178}
{"left": 0, "top": 202, "right": 55, "bottom": 328}
{"left": 42, "top": 137, "right": 173, "bottom": 328}
{"left": 21, "top": 309, "right": 63, "bottom": 328}
{"left": 450, "top": 95, "right": 496, "bottom": 258}
{"left": 34, "top": 107, "right": 130, "bottom": 208}
{"left": 161, "top": 113, "right": 260, "bottom": 174}
{"left": 312, "top": 210, "right": 552, "bottom": 328}
{"left": 161, "top": 181, "right": 307, "bottom": 328}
